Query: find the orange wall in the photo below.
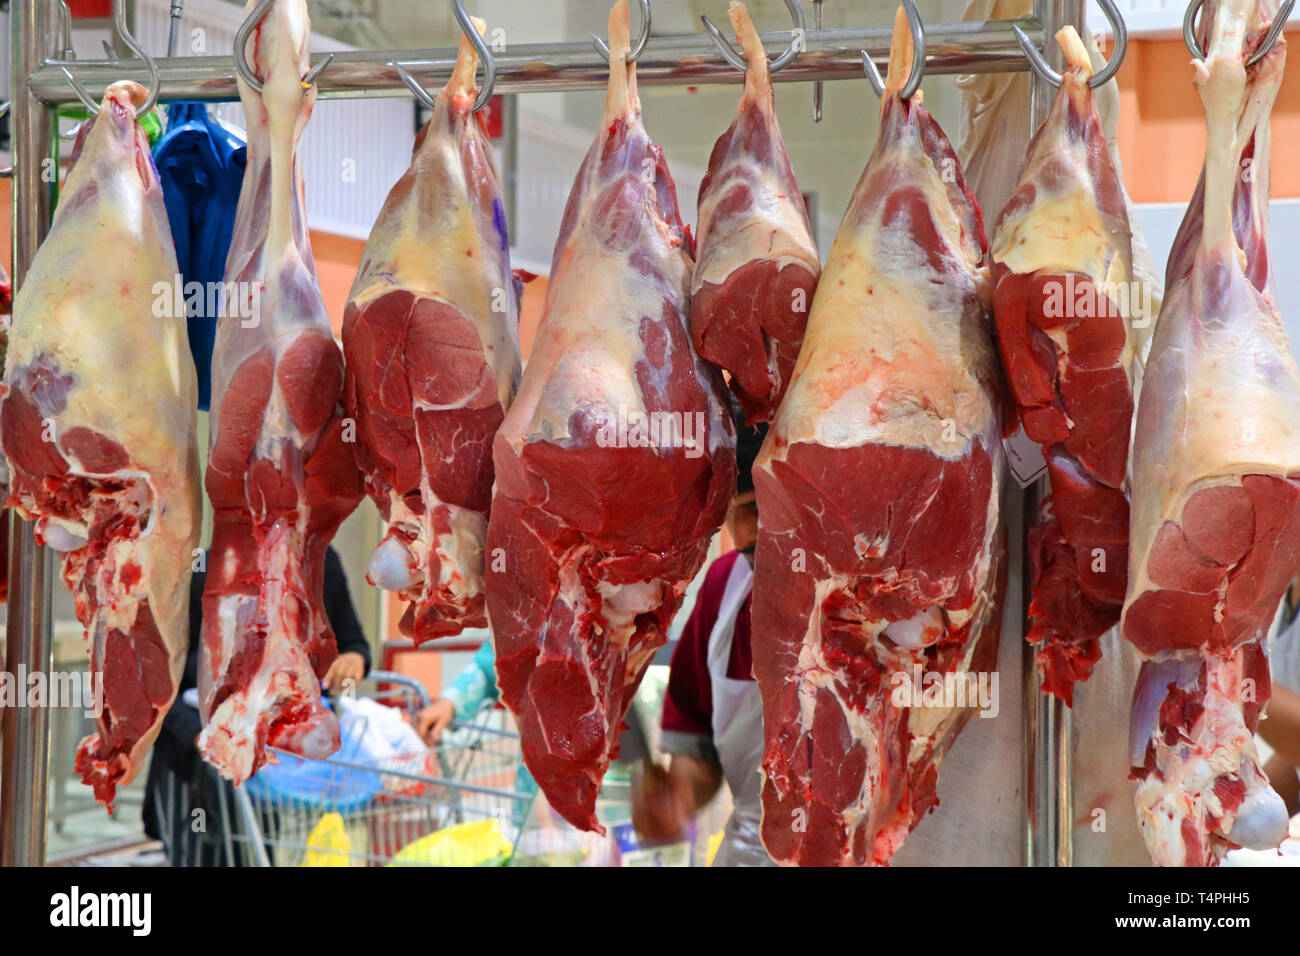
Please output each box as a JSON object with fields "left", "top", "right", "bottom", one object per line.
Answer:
{"left": 1110, "top": 28, "right": 1300, "bottom": 203}
{"left": 310, "top": 230, "right": 366, "bottom": 335}
{"left": 0, "top": 177, "right": 11, "bottom": 285}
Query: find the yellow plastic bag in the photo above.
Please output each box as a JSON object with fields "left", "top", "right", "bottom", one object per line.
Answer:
{"left": 387, "top": 818, "right": 513, "bottom": 867}
{"left": 706, "top": 829, "right": 725, "bottom": 867}
{"left": 301, "top": 812, "right": 351, "bottom": 867}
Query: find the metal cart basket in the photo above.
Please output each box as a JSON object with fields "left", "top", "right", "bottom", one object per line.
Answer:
{"left": 213, "top": 672, "right": 536, "bottom": 867}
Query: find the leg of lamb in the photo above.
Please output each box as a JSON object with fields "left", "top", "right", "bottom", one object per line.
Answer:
{"left": 1, "top": 81, "right": 200, "bottom": 806}
{"left": 752, "top": 11, "right": 1004, "bottom": 866}
{"left": 485, "top": 1, "right": 735, "bottom": 833}
{"left": 1124, "top": 0, "right": 1297, "bottom": 866}
{"left": 343, "top": 18, "right": 520, "bottom": 642}
{"left": 199, "top": 0, "right": 363, "bottom": 784}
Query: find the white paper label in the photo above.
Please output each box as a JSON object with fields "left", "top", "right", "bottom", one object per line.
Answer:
{"left": 1003, "top": 423, "right": 1047, "bottom": 487}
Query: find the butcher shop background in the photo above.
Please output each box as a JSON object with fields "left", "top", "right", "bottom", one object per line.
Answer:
{"left": 0, "top": 0, "right": 1298, "bottom": 855}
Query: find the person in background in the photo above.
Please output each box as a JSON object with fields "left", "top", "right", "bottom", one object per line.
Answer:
{"left": 414, "top": 403, "right": 764, "bottom": 840}
{"left": 1259, "top": 685, "right": 1300, "bottom": 816}
{"left": 415, "top": 639, "right": 497, "bottom": 744}
{"left": 1261, "top": 581, "right": 1300, "bottom": 817}
{"left": 142, "top": 545, "right": 370, "bottom": 866}
{"left": 413, "top": 635, "right": 540, "bottom": 805}
{"left": 629, "top": 402, "right": 769, "bottom": 866}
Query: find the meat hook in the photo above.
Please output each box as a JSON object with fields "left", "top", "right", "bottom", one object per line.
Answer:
{"left": 54, "top": 1, "right": 83, "bottom": 140}
{"left": 392, "top": 0, "right": 496, "bottom": 114}
{"left": 168, "top": 1, "right": 186, "bottom": 60}
{"left": 1183, "top": 0, "right": 1294, "bottom": 65}
{"left": 388, "top": 62, "right": 438, "bottom": 111}
{"left": 58, "top": 0, "right": 75, "bottom": 61}
{"left": 813, "top": 0, "right": 825, "bottom": 122}
{"left": 454, "top": 0, "right": 497, "bottom": 111}
{"left": 60, "top": 0, "right": 161, "bottom": 118}
{"left": 1013, "top": 0, "right": 1128, "bottom": 88}
{"left": 0, "top": 101, "right": 10, "bottom": 178}
{"left": 233, "top": 0, "right": 335, "bottom": 95}
{"left": 701, "top": 0, "right": 807, "bottom": 74}
{"left": 592, "top": 0, "right": 652, "bottom": 63}
{"left": 861, "top": 0, "right": 925, "bottom": 100}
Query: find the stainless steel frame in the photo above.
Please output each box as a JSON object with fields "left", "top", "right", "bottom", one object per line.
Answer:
{"left": 1, "top": 0, "right": 1090, "bottom": 867}
{"left": 2, "top": 0, "right": 58, "bottom": 869}
{"left": 1023, "top": 0, "right": 1084, "bottom": 870}
{"left": 25, "top": 18, "right": 1046, "bottom": 104}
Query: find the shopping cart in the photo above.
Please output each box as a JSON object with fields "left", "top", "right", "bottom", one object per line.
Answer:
{"left": 214, "top": 671, "right": 538, "bottom": 867}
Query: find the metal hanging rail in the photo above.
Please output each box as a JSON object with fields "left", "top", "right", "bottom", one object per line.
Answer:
{"left": 24, "top": 18, "right": 1048, "bottom": 104}
{"left": 1, "top": 0, "right": 1098, "bottom": 868}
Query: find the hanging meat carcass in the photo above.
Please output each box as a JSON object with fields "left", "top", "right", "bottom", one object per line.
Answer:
{"left": 199, "top": 0, "right": 363, "bottom": 784}
{"left": 0, "top": 81, "right": 201, "bottom": 806}
{"left": 752, "top": 10, "right": 1004, "bottom": 867}
{"left": 958, "top": 0, "right": 1165, "bottom": 867}
{"left": 1124, "top": 0, "right": 1296, "bottom": 866}
{"left": 343, "top": 19, "right": 520, "bottom": 642}
{"left": 691, "top": 0, "right": 820, "bottom": 424}
{"left": 485, "top": 1, "right": 735, "bottom": 833}
{"left": 990, "top": 27, "right": 1139, "bottom": 704}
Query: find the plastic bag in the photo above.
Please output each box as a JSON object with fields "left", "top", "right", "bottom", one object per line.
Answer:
{"left": 337, "top": 696, "right": 429, "bottom": 763}
{"left": 386, "top": 818, "right": 513, "bottom": 867}
{"left": 301, "top": 812, "right": 351, "bottom": 867}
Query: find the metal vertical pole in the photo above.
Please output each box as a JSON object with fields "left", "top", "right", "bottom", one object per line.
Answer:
{"left": 1, "top": 0, "right": 58, "bottom": 868}
{"left": 1023, "top": 0, "right": 1084, "bottom": 870}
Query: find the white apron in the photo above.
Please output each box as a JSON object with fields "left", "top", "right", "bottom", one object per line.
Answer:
{"left": 706, "top": 554, "right": 772, "bottom": 867}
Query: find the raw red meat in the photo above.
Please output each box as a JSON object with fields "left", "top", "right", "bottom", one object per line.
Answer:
{"left": 1124, "top": 0, "right": 1296, "bottom": 866}
{"left": 199, "top": 0, "right": 363, "bottom": 784}
{"left": 485, "top": 1, "right": 735, "bottom": 833}
{"left": 691, "top": 0, "right": 820, "bottom": 424}
{"left": 990, "top": 27, "right": 1138, "bottom": 704}
{"left": 752, "top": 13, "right": 1004, "bottom": 867}
{"left": 0, "top": 81, "right": 200, "bottom": 806}
{"left": 343, "top": 19, "right": 520, "bottom": 642}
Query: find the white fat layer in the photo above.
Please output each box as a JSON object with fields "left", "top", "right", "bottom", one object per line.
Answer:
{"left": 762, "top": 102, "right": 998, "bottom": 462}
{"left": 345, "top": 20, "right": 519, "bottom": 412}
{"left": 989, "top": 26, "right": 1139, "bottom": 388}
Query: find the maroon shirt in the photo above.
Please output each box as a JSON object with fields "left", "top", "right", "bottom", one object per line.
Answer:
{"left": 661, "top": 550, "right": 754, "bottom": 749}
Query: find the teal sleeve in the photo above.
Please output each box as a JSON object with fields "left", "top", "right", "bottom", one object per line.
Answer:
{"left": 442, "top": 640, "right": 500, "bottom": 720}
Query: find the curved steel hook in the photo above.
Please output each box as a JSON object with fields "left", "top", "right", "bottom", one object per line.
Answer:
{"left": 592, "top": 0, "right": 652, "bottom": 63}
{"left": 391, "top": 61, "right": 438, "bottom": 112}
{"left": 58, "top": 0, "right": 76, "bottom": 60}
{"left": 392, "top": 2, "right": 495, "bottom": 113}
{"left": 452, "top": 0, "right": 497, "bottom": 112}
{"left": 61, "top": 0, "right": 160, "bottom": 117}
{"left": 861, "top": 0, "right": 926, "bottom": 100}
{"left": 700, "top": 0, "right": 806, "bottom": 74}
{"left": 0, "top": 100, "right": 9, "bottom": 173}
{"left": 234, "top": 0, "right": 334, "bottom": 94}
{"left": 1013, "top": 0, "right": 1128, "bottom": 88}
{"left": 1184, "top": 0, "right": 1294, "bottom": 65}
{"left": 0, "top": 102, "right": 8, "bottom": 176}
